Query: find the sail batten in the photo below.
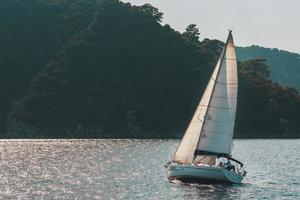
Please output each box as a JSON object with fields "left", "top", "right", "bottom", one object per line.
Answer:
{"left": 173, "top": 32, "right": 238, "bottom": 163}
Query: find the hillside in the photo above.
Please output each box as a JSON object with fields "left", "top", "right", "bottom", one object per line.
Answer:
{"left": 237, "top": 46, "right": 300, "bottom": 90}
{"left": 1, "top": 0, "right": 300, "bottom": 138}
{"left": 236, "top": 59, "right": 300, "bottom": 138}
{"left": 4, "top": 0, "right": 219, "bottom": 138}
{"left": 0, "top": 0, "right": 100, "bottom": 133}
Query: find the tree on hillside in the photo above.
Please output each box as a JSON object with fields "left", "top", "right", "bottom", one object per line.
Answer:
{"left": 236, "top": 46, "right": 300, "bottom": 90}
{"left": 183, "top": 24, "right": 200, "bottom": 42}
{"left": 240, "top": 59, "right": 271, "bottom": 78}
{"left": 236, "top": 59, "right": 300, "bottom": 138}
{"left": 139, "top": 4, "right": 163, "bottom": 22}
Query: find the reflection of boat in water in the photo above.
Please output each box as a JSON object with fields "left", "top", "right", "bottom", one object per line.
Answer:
{"left": 165, "top": 31, "right": 246, "bottom": 184}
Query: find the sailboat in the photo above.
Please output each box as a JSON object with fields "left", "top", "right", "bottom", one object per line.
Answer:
{"left": 165, "top": 31, "right": 246, "bottom": 184}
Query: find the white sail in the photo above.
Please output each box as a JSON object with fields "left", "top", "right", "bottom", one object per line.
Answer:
{"left": 173, "top": 32, "right": 237, "bottom": 163}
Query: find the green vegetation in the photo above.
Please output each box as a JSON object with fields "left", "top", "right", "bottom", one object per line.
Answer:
{"left": 1, "top": 0, "right": 299, "bottom": 138}
{"left": 0, "top": 0, "right": 100, "bottom": 133}
{"left": 237, "top": 46, "right": 300, "bottom": 90}
{"left": 182, "top": 24, "right": 200, "bottom": 44}
{"left": 236, "top": 59, "right": 300, "bottom": 138}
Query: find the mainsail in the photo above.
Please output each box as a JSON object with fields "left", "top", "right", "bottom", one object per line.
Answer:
{"left": 173, "top": 31, "right": 238, "bottom": 164}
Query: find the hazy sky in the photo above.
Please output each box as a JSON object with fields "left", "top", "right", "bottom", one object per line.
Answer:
{"left": 123, "top": 0, "right": 300, "bottom": 53}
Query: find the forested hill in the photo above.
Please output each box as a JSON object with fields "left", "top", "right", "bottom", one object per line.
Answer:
{"left": 1, "top": 0, "right": 300, "bottom": 138}
{"left": 0, "top": 0, "right": 101, "bottom": 134}
{"left": 237, "top": 46, "right": 300, "bottom": 90}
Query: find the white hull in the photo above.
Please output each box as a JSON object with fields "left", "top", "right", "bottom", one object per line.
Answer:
{"left": 166, "top": 164, "right": 244, "bottom": 184}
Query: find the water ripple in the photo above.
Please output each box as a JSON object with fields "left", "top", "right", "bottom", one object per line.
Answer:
{"left": 0, "top": 139, "right": 299, "bottom": 199}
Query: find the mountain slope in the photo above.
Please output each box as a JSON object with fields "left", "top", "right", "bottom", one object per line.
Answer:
{"left": 237, "top": 46, "right": 300, "bottom": 90}
{"left": 1, "top": 0, "right": 299, "bottom": 138}
{"left": 0, "top": 0, "right": 99, "bottom": 133}
{"left": 6, "top": 0, "right": 218, "bottom": 138}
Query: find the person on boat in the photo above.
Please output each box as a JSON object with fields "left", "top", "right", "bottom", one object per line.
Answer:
{"left": 225, "top": 160, "right": 235, "bottom": 171}
{"left": 217, "top": 161, "right": 224, "bottom": 168}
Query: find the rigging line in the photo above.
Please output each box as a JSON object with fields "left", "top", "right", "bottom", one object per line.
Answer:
{"left": 201, "top": 96, "right": 236, "bottom": 100}
{"left": 211, "top": 78, "right": 237, "bottom": 85}
{"left": 199, "top": 104, "right": 236, "bottom": 110}
{"left": 201, "top": 129, "right": 232, "bottom": 134}
{"left": 204, "top": 118, "right": 235, "bottom": 123}
{"left": 215, "top": 82, "right": 238, "bottom": 86}
{"left": 197, "top": 116, "right": 204, "bottom": 123}
{"left": 218, "top": 68, "right": 237, "bottom": 73}
{"left": 224, "top": 57, "right": 237, "bottom": 60}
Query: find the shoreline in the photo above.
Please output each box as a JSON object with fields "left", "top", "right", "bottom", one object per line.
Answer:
{"left": 0, "top": 137, "right": 299, "bottom": 140}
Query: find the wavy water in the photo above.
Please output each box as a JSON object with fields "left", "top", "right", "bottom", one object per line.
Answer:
{"left": 0, "top": 139, "right": 299, "bottom": 199}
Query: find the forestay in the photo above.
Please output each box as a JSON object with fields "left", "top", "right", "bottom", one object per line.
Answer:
{"left": 173, "top": 32, "right": 238, "bottom": 164}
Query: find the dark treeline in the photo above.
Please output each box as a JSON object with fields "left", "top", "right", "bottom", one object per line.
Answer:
{"left": 0, "top": 0, "right": 100, "bottom": 133}
{"left": 236, "top": 59, "right": 300, "bottom": 138}
{"left": 1, "top": 0, "right": 299, "bottom": 138}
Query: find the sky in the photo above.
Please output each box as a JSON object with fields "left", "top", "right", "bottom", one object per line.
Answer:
{"left": 123, "top": 0, "right": 300, "bottom": 54}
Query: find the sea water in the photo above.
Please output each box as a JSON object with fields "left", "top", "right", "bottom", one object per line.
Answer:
{"left": 0, "top": 139, "right": 299, "bottom": 199}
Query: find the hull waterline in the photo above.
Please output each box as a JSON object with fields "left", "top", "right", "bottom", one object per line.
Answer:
{"left": 166, "top": 164, "right": 244, "bottom": 184}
